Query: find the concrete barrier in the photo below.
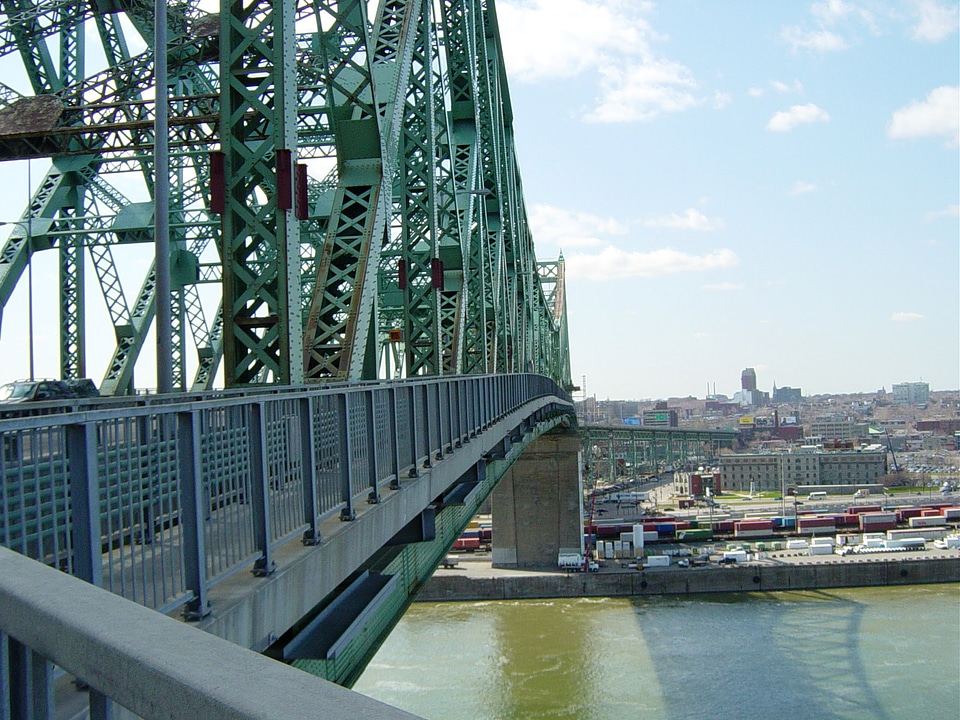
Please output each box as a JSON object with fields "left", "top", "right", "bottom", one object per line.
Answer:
{"left": 0, "top": 548, "right": 422, "bottom": 720}
{"left": 417, "top": 557, "right": 960, "bottom": 602}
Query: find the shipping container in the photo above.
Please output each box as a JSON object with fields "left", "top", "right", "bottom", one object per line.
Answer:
{"left": 921, "top": 509, "right": 942, "bottom": 517}
{"left": 677, "top": 528, "right": 714, "bottom": 541}
{"left": 645, "top": 555, "right": 670, "bottom": 568}
{"left": 896, "top": 507, "right": 923, "bottom": 521}
{"left": 452, "top": 537, "right": 480, "bottom": 551}
{"left": 735, "top": 519, "right": 775, "bottom": 539}
{"left": 942, "top": 507, "right": 960, "bottom": 521}
{"left": 908, "top": 515, "right": 947, "bottom": 528}
{"left": 836, "top": 514, "right": 861, "bottom": 528}
{"left": 887, "top": 527, "right": 949, "bottom": 541}
{"left": 798, "top": 516, "right": 836, "bottom": 534}
{"left": 846, "top": 505, "right": 882, "bottom": 515}
{"left": 859, "top": 512, "right": 898, "bottom": 532}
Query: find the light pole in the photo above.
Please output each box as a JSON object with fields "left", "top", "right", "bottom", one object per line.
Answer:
{"left": 0, "top": 218, "right": 35, "bottom": 380}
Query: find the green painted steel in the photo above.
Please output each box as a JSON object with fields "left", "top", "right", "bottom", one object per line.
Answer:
{"left": 0, "top": 0, "right": 570, "bottom": 393}
{"left": 581, "top": 426, "right": 740, "bottom": 484}
{"left": 290, "top": 413, "right": 571, "bottom": 688}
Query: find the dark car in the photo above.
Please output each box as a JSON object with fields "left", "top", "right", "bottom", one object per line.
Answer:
{"left": 717, "top": 556, "right": 738, "bottom": 565}
{"left": 0, "top": 378, "right": 99, "bottom": 403}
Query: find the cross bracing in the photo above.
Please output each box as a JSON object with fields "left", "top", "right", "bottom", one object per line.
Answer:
{"left": 0, "top": 0, "right": 571, "bottom": 394}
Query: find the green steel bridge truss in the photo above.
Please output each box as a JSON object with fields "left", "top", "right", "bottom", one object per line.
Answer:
{"left": 0, "top": 0, "right": 571, "bottom": 394}
{"left": 581, "top": 425, "right": 740, "bottom": 485}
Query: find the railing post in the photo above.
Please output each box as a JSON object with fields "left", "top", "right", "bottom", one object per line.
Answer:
{"left": 388, "top": 387, "right": 402, "bottom": 490}
{"left": 432, "top": 382, "right": 443, "bottom": 462}
{"left": 248, "top": 403, "right": 276, "bottom": 576}
{"left": 177, "top": 411, "right": 210, "bottom": 619}
{"left": 420, "top": 384, "right": 433, "bottom": 468}
{"left": 365, "top": 390, "right": 380, "bottom": 504}
{"left": 66, "top": 422, "right": 103, "bottom": 589}
{"left": 7, "top": 639, "right": 52, "bottom": 720}
{"left": 406, "top": 385, "right": 419, "bottom": 477}
{"left": 299, "top": 396, "right": 321, "bottom": 545}
{"left": 339, "top": 393, "right": 356, "bottom": 521}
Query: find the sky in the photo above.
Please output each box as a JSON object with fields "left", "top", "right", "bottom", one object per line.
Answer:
{"left": 0, "top": 0, "right": 957, "bottom": 401}
{"left": 495, "top": 0, "right": 959, "bottom": 400}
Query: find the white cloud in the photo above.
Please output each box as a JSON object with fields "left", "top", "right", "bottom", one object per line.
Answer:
{"left": 566, "top": 247, "right": 739, "bottom": 281}
{"left": 788, "top": 181, "right": 818, "bottom": 195}
{"left": 496, "top": 0, "right": 654, "bottom": 82}
{"left": 748, "top": 87, "right": 764, "bottom": 98}
{"left": 711, "top": 92, "right": 733, "bottom": 110}
{"left": 701, "top": 282, "right": 744, "bottom": 292}
{"left": 766, "top": 103, "right": 830, "bottom": 132}
{"left": 781, "top": 26, "right": 848, "bottom": 52}
{"left": 644, "top": 208, "right": 724, "bottom": 231}
{"left": 890, "top": 312, "right": 924, "bottom": 323}
{"left": 887, "top": 86, "right": 960, "bottom": 146}
{"left": 497, "top": 0, "right": 701, "bottom": 123}
{"left": 771, "top": 79, "right": 804, "bottom": 94}
{"left": 528, "top": 204, "right": 627, "bottom": 250}
{"left": 910, "top": 0, "right": 959, "bottom": 42}
{"left": 585, "top": 59, "right": 700, "bottom": 123}
{"left": 811, "top": 0, "right": 855, "bottom": 25}
{"left": 923, "top": 203, "right": 960, "bottom": 222}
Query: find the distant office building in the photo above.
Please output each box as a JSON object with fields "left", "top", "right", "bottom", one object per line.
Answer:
{"left": 810, "top": 418, "right": 868, "bottom": 443}
{"left": 741, "top": 368, "right": 757, "bottom": 392}
{"left": 892, "top": 382, "right": 929, "bottom": 406}
{"left": 773, "top": 385, "right": 802, "bottom": 403}
{"left": 719, "top": 447, "right": 886, "bottom": 492}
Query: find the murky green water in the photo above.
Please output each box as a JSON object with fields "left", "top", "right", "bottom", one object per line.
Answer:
{"left": 354, "top": 584, "right": 960, "bottom": 720}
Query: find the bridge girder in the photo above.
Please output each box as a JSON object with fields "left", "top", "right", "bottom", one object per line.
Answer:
{"left": 0, "top": 0, "right": 571, "bottom": 393}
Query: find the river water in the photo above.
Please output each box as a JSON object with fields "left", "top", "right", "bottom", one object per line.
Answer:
{"left": 354, "top": 584, "right": 959, "bottom": 720}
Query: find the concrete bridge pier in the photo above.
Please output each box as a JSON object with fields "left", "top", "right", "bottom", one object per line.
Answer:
{"left": 491, "top": 428, "right": 583, "bottom": 569}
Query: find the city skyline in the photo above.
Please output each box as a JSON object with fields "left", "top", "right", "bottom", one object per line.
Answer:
{"left": 0, "top": 1, "right": 957, "bottom": 399}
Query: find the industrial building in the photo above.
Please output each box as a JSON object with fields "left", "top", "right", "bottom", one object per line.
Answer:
{"left": 719, "top": 446, "right": 887, "bottom": 493}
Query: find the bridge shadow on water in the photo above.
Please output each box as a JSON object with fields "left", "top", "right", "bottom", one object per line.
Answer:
{"left": 355, "top": 585, "right": 959, "bottom": 720}
{"left": 632, "top": 590, "right": 892, "bottom": 720}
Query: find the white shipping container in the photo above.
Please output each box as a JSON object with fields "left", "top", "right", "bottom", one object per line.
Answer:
{"left": 604, "top": 542, "right": 613, "bottom": 559}
{"left": 614, "top": 541, "right": 623, "bottom": 557}
{"left": 909, "top": 515, "right": 947, "bottom": 528}
{"left": 633, "top": 524, "right": 645, "bottom": 549}
{"left": 723, "top": 550, "right": 748, "bottom": 562}
{"left": 786, "top": 539, "right": 808, "bottom": 550}
{"left": 645, "top": 555, "right": 670, "bottom": 567}
{"left": 810, "top": 536, "right": 834, "bottom": 547}
{"left": 808, "top": 544, "right": 833, "bottom": 555}
{"left": 887, "top": 527, "right": 949, "bottom": 541}
{"left": 620, "top": 532, "right": 634, "bottom": 544}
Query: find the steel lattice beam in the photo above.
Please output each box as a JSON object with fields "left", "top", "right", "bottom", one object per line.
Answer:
{"left": 0, "top": 0, "right": 572, "bottom": 395}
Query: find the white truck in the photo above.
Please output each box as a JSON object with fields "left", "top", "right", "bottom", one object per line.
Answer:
{"left": 558, "top": 554, "right": 599, "bottom": 572}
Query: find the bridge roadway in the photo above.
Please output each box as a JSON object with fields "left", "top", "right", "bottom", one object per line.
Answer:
{"left": 0, "top": 374, "right": 574, "bottom": 718}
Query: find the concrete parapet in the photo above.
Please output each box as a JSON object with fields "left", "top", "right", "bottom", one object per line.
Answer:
{"left": 0, "top": 547, "right": 422, "bottom": 720}
{"left": 418, "top": 557, "right": 960, "bottom": 602}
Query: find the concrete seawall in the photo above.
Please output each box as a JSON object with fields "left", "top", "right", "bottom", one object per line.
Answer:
{"left": 417, "top": 557, "right": 960, "bottom": 602}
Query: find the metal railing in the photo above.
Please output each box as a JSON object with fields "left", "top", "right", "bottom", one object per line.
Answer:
{"left": 0, "top": 374, "right": 568, "bottom": 616}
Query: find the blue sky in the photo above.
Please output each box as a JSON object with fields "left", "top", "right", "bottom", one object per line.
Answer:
{"left": 0, "top": 0, "right": 956, "bottom": 400}
{"left": 497, "top": 0, "right": 959, "bottom": 400}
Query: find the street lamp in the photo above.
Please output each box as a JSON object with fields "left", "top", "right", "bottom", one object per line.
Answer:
{"left": 0, "top": 217, "right": 34, "bottom": 381}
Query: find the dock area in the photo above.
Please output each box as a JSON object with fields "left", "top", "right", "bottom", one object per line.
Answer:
{"left": 417, "top": 549, "right": 960, "bottom": 602}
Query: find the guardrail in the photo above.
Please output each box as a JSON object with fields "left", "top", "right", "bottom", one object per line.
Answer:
{"left": 0, "top": 374, "right": 569, "bottom": 617}
{"left": 0, "top": 546, "right": 424, "bottom": 720}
